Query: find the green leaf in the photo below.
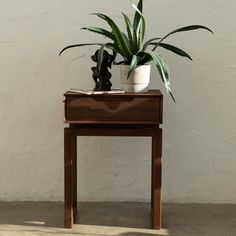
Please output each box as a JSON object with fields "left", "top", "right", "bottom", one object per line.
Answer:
{"left": 81, "top": 27, "right": 115, "bottom": 40}
{"left": 114, "top": 60, "right": 126, "bottom": 65}
{"left": 92, "top": 13, "right": 132, "bottom": 60}
{"left": 104, "top": 42, "right": 123, "bottom": 62}
{"left": 128, "top": 55, "right": 138, "bottom": 79}
{"left": 155, "top": 25, "right": 214, "bottom": 50}
{"left": 151, "top": 43, "right": 193, "bottom": 61}
{"left": 153, "top": 53, "right": 176, "bottom": 102}
{"left": 59, "top": 43, "right": 103, "bottom": 56}
{"left": 131, "top": 0, "right": 146, "bottom": 44}
{"left": 59, "top": 42, "right": 117, "bottom": 58}
{"left": 132, "top": 24, "right": 139, "bottom": 53}
{"left": 105, "top": 42, "right": 120, "bottom": 53}
{"left": 140, "top": 18, "right": 146, "bottom": 44}
{"left": 137, "top": 51, "right": 152, "bottom": 65}
{"left": 169, "top": 91, "right": 177, "bottom": 103}
{"left": 97, "top": 45, "right": 105, "bottom": 72}
{"left": 136, "top": 20, "right": 142, "bottom": 48}
{"left": 122, "top": 32, "right": 130, "bottom": 47}
{"left": 143, "top": 37, "right": 161, "bottom": 50}
{"left": 133, "top": 0, "right": 143, "bottom": 30}
{"left": 122, "top": 13, "right": 135, "bottom": 53}
{"left": 110, "top": 42, "right": 119, "bottom": 61}
{"left": 159, "top": 56, "right": 170, "bottom": 82}
{"left": 137, "top": 51, "right": 174, "bottom": 98}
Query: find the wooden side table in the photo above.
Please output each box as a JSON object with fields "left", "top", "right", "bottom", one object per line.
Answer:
{"left": 63, "top": 90, "right": 163, "bottom": 229}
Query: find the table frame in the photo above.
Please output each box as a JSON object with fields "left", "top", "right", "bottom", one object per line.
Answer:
{"left": 64, "top": 124, "right": 162, "bottom": 229}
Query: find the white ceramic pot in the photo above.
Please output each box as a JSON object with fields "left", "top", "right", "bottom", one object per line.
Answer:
{"left": 120, "top": 64, "right": 151, "bottom": 93}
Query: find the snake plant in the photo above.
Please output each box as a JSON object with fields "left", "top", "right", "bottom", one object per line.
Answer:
{"left": 60, "top": 0, "right": 213, "bottom": 101}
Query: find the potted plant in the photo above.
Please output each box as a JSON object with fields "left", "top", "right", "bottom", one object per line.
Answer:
{"left": 60, "top": 0, "right": 213, "bottom": 101}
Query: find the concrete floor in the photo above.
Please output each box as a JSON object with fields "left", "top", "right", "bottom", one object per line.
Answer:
{"left": 0, "top": 202, "right": 235, "bottom": 236}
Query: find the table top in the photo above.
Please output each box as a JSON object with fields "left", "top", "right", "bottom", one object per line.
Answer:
{"left": 64, "top": 90, "right": 162, "bottom": 98}
{"left": 64, "top": 89, "right": 163, "bottom": 125}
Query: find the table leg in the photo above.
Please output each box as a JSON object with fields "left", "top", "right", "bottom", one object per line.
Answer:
{"left": 72, "top": 135, "right": 77, "bottom": 219}
{"left": 64, "top": 128, "right": 73, "bottom": 228}
{"left": 152, "top": 129, "right": 162, "bottom": 230}
{"left": 151, "top": 138, "right": 154, "bottom": 210}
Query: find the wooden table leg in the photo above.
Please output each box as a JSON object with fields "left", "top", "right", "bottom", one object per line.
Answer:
{"left": 152, "top": 129, "right": 162, "bottom": 230}
{"left": 64, "top": 128, "right": 73, "bottom": 228}
{"left": 72, "top": 135, "right": 77, "bottom": 219}
{"left": 151, "top": 137, "right": 154, "bottom": 211}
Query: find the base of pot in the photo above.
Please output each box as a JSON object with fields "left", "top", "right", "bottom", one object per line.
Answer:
{"left": 121, "top": 83, "right": 149, "bottom": 93}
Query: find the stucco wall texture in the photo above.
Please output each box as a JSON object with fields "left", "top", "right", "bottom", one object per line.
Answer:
{"left": 0, "top": 0, "right": 235, "bottom": 203}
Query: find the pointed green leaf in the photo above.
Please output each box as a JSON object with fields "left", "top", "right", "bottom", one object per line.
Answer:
{"left": 92, "top": 13, "right": 132, "bottom": 60}
{"left": 59, "top": 42, "right": 117, "bottom": 57}
{"left": 153, "top": 53, "right": 176, "bottom": 102}
{"left": 122, "top": 13, "right": 135, "bottom": 52}
{"left": 122, "top": 32, "right": 130, "bottom": 46}
{"left": 59, "top": 43, "right": 103, "bottom": 56}
{"left": 110, "top": 41, "right": 119, "bottom": 61}
{"left": 137, "top": 51, "right": 152, "bottom": 65}
{"left": 131, "top": 0, "right": 146, "bottom": 44}
{"left": 157, "top": 25, "right": 214, "bottom": 47}
{"left": 143, "top": 37, "right": 161, "bottom": 50}
{"left": 133, "top": 24, "right": 139, "bottom": 53}
{"left": 159, "top": 56, "right": 170, "bottom": 81}
{"left": 133, "top": 0, "right": 143, "bottom": 30}
{"left": 136, "top": 20, "right": 142, "bottom": 47}
{"left": 105, "top": 42, "right": 120, "bottom": 53}
{"left": 97, "top": 45, "right": 105, "bottom": 72}
{"left": 151, "top": 43, "right": 193, "bottom": 60}
{"left": 128, "top": 55, "right": 138, "bottom": 79}
{"left": 114, "top": 60, "right": 126, "bottom": 65}
{"left": 136, "top": 19, "right": 146, "bottom": 49}
{"left": 137, "top": 51, "right": 172, "bottom": 94}
{"left": 81, "top": 27, "right": 115, "bottom": 40}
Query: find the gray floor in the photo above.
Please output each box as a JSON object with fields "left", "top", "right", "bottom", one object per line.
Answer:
{"left": 0, "top": 202, "right": 235, "bottom": 236}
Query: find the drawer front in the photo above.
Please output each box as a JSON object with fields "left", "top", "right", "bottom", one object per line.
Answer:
{"left": 64, "top": 96, "right": 162, "bottom": 124}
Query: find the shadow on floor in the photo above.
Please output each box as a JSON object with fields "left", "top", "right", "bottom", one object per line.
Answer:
{"left": 1, "top": 202, "right": 235, "bottom": 236}
{"left": 118, "top": 233, "right": 167, "bottom": 236}
{"left": 0, "top": 202, "right": 158, "bottom": 230}
{"left": 76, "top": 202, "right": 153, "bottom": 229}
{"left": 0, "top": 201, "right": 167, "bottom": 236}
{"left": 0, "top": 201, "right": 64, "bottom": 228}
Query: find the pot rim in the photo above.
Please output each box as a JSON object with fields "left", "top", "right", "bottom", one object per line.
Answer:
{"left": 119, "top": 64, "right": 150, "bottom": 68}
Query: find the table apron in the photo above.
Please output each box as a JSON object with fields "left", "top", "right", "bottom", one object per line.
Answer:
{"left": 65, "top": 127, "right": 162, "bottom": 137}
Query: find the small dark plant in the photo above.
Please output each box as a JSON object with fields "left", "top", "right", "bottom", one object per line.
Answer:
{"left": 91, "top": 49, "right": 114, "bottom": 91}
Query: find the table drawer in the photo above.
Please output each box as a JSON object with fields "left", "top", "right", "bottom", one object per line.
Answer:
{"left": 64, "top": 91, "right": 163, "bottom": 124}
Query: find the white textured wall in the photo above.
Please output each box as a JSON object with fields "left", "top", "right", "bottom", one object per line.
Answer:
{"left": 0, "top": 0, "right": 235, "bottom": 203}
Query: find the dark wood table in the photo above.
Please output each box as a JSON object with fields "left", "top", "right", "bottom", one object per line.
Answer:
{"left": 63, "top": 90, "right": 163, "bottom": 229}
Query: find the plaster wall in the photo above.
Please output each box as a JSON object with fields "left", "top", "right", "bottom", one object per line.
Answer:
{"left": 0, "top": 0, "right": 235, "bottom": 203}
